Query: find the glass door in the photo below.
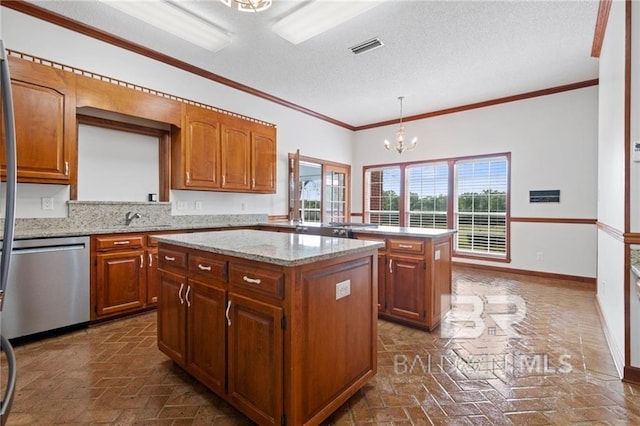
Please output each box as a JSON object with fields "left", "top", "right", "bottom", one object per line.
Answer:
{"left": 288, "top": 152, "right": 350, "bottom": 223}
{"left": 324, "top": 165, "right": 349, "bottom": 223}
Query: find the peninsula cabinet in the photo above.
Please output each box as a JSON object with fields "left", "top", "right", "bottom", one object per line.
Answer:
{"left": 172, "top": 104, "right": 276, "bottom": 194}
{"left": 155, "top": 230, "right": 381, "bottom": 425}
{"left": 353, "top": 231, "right": 453, "bottom": 330}
{"left": 1, "top": 56, "right": 75, "bottom": 184}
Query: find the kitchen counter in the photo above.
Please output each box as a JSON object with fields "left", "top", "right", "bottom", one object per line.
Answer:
{"left": 262, "top": 220, "right": 457, "bottom": 238}
{"left": 153, "top": 229, "right": 384, "bottom": 266}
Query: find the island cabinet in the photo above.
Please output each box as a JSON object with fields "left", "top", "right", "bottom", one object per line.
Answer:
{"left": 155, "top": 230, "right": 381, "bottom": 426}
{"left": 354, "top": 231, "right": 453, "bottom": 330}
{"left": 1, "top": 56, "right": 75, "bottom": 184}
{"left": 172, "top": 104, "right": 276, "bottom": 194}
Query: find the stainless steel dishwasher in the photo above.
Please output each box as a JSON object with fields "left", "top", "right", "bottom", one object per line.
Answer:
{"left": 1, "top": 236, "right": 90, "bottom": 340}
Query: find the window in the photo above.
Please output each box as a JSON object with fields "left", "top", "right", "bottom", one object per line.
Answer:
{"left": 454, "top": 157, "right": 508, "bottom": 256}
{"left": 407, "top": 163, "right": 449, "bottom": 229}
{"left": 364, "top": 153, "right": 510, "bottom": 260}
{"left": 365, "top": 167, "right": 401, "bottom": 226}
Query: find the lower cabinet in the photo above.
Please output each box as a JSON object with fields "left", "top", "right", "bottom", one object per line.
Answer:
{"left": 92, "top": 232, "right": 173, "bottom": 321}
{"left": 227, "top": 293, "right": 283, "bottom": 425}
{"left": 355, "top": 232, "right": 453, "bottom": 330}
{"left": 156, "top": 241, "right": 377, "bottom": 426}
{"left": 158, "top": 250, "right": 283, "bottom": 425}
{"left": 93, "top": 235, "right": 147, "bottom": 319}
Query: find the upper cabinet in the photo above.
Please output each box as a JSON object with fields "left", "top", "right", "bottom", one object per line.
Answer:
{"left": 1, "top": 54, "right": 276, "bottom": 193}
{"left": 251, "top": 127, "right": 277, "bottom": 193}
{"left": 172, "top": 104, "right": 276, "bottom": 194}
{"left": 1, "top": 57, "right": 75, "bottom": 183}
{"left": 173, "top": 104, "right": 222, "bottom": 190}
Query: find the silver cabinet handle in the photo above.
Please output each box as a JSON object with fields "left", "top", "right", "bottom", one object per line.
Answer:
{"left": 186, "top": 171, "right": 190, "bottom": 184}
{"left": 398, "top": 244, "right": 413, "bottom": 249}
{"left": 178, "top": 283, "right": 184, "bottom": 305}
{"left": 252, "top": 178, "right": 255, "bottom": 188}
{"left": 140, "top": 254, "right": 144, "bottom": 268}
{"left": 389, "top": 259, "right": 393, "bottom": 274}
{"left": 243, "top": 275, "right": 261, "bottom": 285}
{"left": 164, "top": 256, "right": 175, "bottom": 261}
{"left": 64, "top": 161, "right": 69, "bottom": 176}
{"left": 185, "top": 285, "right": 191, "bottom": 308}
{"left": 222, "top": 175, "right": 226, "bottom": 186}
{"left": 113, "top": 241, "right": 130, "bottom": 245}
{"left": 225, "top": 300, "right": 231, "bottom": 326}
{"left": 148, "top": 253, "right": 153, "bottom": 267}
{"left": 198, "top": 264, "right": 211, "bottom": 271}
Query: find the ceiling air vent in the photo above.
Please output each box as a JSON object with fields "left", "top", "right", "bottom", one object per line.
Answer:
{"left": 349, "top": 38, "right": 384, "bottom": 55}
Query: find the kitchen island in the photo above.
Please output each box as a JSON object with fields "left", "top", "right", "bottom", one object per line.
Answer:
{"left": 154, "top": 229, "right": 383, "bottom": 426}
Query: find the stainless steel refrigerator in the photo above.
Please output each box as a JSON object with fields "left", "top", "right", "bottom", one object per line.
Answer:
{"left": 0, "top": 39, "right": 18, "bottom": 425}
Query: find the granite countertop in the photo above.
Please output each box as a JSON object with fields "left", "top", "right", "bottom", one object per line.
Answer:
{"left": 263, "top": 221, "right": 456, "bottom": 238}
{"left": 154, "top": 229, "right": 384, "bottom": 267}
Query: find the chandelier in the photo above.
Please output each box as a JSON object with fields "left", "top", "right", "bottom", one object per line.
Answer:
{"left": 384, "top": 96, "right": 417, "bottom": 154}
{"left": 219, "top": 0, "right": 272, "bottom": 13}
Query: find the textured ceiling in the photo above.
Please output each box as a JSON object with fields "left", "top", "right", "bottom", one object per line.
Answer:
{"left": 25, "top": 0, "right": 600, "bottom": 128}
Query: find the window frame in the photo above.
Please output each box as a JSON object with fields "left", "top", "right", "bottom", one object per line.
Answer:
{"left": 363, "top": 152, "right": 511, "bottom": 262}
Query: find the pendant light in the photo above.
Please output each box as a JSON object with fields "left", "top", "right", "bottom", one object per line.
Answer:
{"left": 384, "top": 96, "right": 417, "bottom": 154}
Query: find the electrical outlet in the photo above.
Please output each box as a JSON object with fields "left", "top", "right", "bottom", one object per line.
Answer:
{"left": 335, "top": 280, "right": 351, "bottom": 300}
{"left": 41, "top": 197, "right": 54, "bottom": 210}
{"left": 177, "top": 201, "right": 188, "bottom": 211}
{"left": 241, "top": 202, "right": 246, "bottom": 211}
{"left": 536, "top": 251, "right": 544, "bottom": 261}
{"left": 195, "top": 201, "right": 202, "bottom": 211}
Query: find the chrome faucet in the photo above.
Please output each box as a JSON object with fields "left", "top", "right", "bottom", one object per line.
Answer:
{"left": 125, "top": 211, "right": 141, "bottom": 225}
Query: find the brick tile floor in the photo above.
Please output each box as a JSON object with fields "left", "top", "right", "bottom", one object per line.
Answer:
{"left": 3, "top": 266, "right": 640, "bottom": 425}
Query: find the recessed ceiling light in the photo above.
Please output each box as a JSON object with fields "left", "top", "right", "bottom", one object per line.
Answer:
{"left": 100, "top": 0, "right": 231, "bottom": 52}
{"left": 273, "top": 1, "right": 382, "bottom": 45}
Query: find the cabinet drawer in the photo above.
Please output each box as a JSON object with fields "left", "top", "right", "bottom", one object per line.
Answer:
{"left": 159, "top": 248, "right": 188, "bottom": 270}
{"left": 355, "top": 235, "right": 387, "bottom": 250}
{"left": 189, "top": 255, "right": 227, "bottom": 282}
{"left": 229, "top": 263, "right": 284, "bottom": 298}
{"left": 95, "top": 235, "right": 144, "bottom": 251}
{"left": 389, "top": 239, "right": 424, "bottom": 254}
{"left": 147, "top": 235, "right": 159, "bottom": 247}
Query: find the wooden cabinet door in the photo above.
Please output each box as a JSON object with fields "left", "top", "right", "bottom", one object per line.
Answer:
{"left": 221, "top": 123, "right": 251, "bottom": 191}
{"left": 227, "top": 293, "right": 283, "bottom": 426}
{"left": 146, "top": 248, "right": 159, "bottom": 305}
{"left": 186, "top": 279, "right": 227, "bottom": 395}
{"left": 430, "top": 238, "right": 452, "bottom": 327}
{"left": 157, "top": 269, "right": 187, "bottom": 365}
{"left": 184, "top": 107, "right": 221, "bottom": 189}
{"left": 387, "top": 255, "right": 425, "bottom": 321}
{"left": 95, "top": 249, "right": 145, "bottom": 317}
{"left": 377, "top": 252, "right": 387, "bottom": 312}
{"left": 0, "top": 58, "right": 74, "bottom": 183}
{"left": 251, "top": 130, "right": 276, "bottom": 193}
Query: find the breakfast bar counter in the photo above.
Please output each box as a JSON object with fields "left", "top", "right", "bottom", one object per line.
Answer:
{"left": 154, "top": 230, "right": 383, "bottom": 425}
